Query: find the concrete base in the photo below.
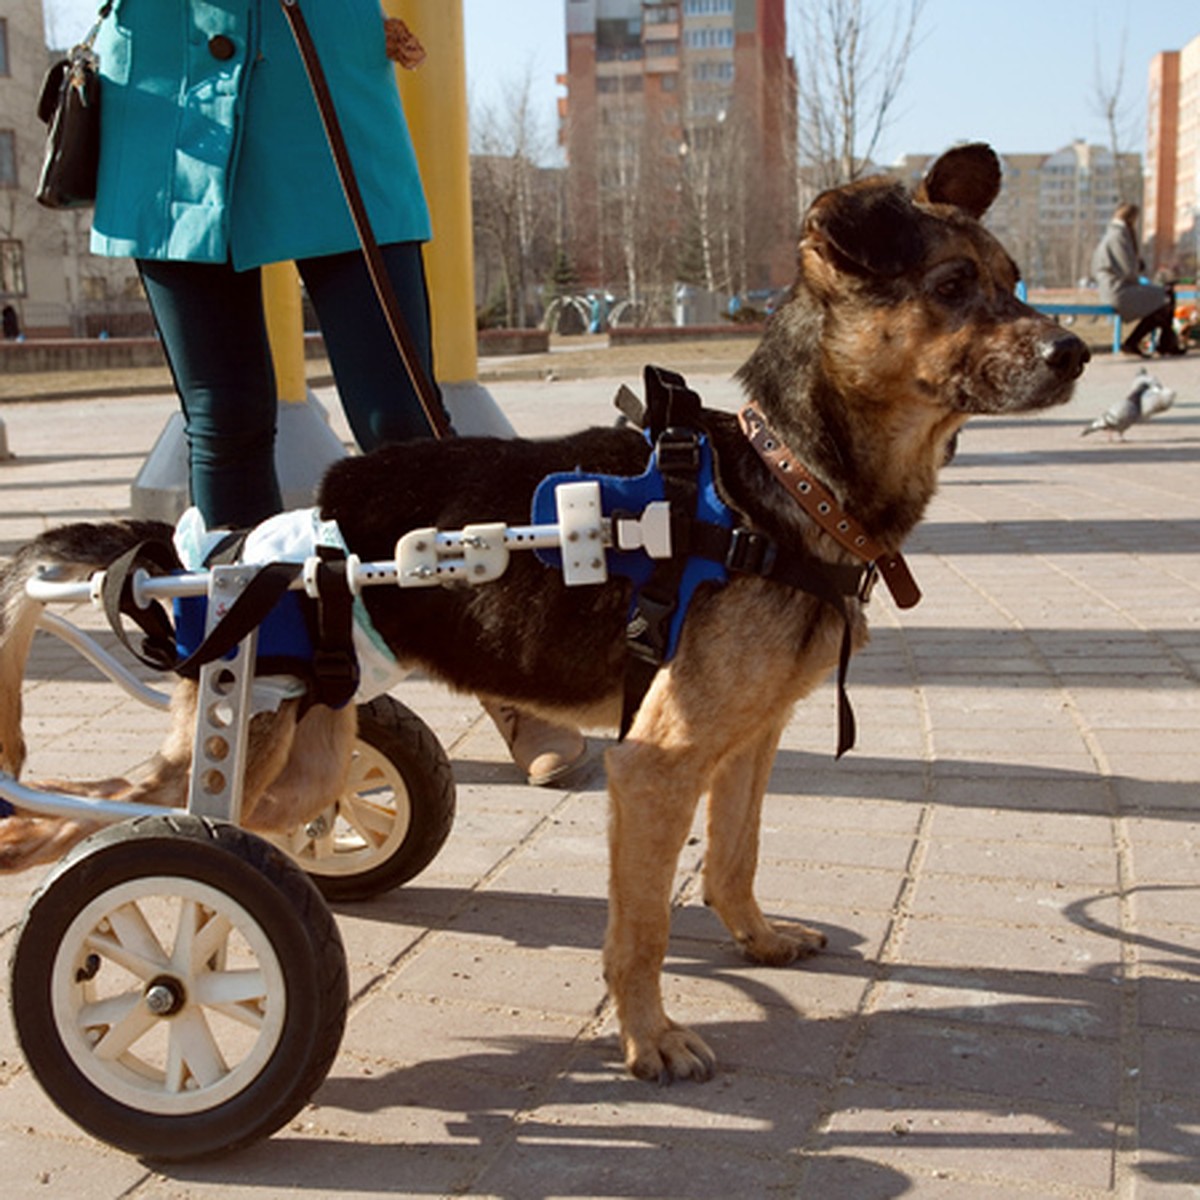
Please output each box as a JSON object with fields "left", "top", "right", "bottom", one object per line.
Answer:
{"left": 128, "top": 380, "right": 515, "bottom": 522}
{"left": 441, "top": 379, "right": 517, "bottom": 437}
{"left": 129, "top": 391, "right": 349, "bottom": 523}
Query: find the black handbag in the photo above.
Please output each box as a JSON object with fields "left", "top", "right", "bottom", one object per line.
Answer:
{"left": 35, "top": 1, "right": 114, "bottom": 210}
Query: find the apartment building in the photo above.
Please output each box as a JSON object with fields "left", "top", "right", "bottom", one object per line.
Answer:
{"left": 1145, "top": 33, "right": 1200, "bottom": 276}
{"left": 888, "top": 142, "right": 1140, "bottom": 289}
{"left": 0, "top": 0, "right": 73, "bottom": 334}
{"left": 0, "top": 0, "right": 139, "bottom": 336}
{"left": 562, "top": 0, "right": 795, "bottom": 309}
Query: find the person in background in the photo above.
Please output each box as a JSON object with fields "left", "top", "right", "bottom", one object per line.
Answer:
{"left": 90, "top": 0, "right": 586, "bottom": 785}
{"left": 2, "top": 304, "right": 20, "bottom": 341}
{"left": 1091, "top": 204, "right": 1185, "bottom": 358}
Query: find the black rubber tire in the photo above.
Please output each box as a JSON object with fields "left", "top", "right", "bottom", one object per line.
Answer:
{"left": 9, "top": 814, "right": 347, "bottom": 1160}
{"left": 275, "top": 695, "right": 456, "bottom": 902}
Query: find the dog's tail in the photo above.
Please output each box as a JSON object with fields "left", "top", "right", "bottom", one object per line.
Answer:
{"left": 0, "top": 520, "right": 175, "bottom": 777}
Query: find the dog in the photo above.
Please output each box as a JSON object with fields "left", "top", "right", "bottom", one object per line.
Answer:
{"left": 0, "top": 144, "right": 1088, "bottom": 1082}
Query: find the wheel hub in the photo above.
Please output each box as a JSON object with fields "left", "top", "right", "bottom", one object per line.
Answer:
{"left": 143, "top": 975, "right": 186, "bottom": 1017}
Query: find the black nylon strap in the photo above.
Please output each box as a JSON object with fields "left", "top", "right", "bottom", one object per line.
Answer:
{"left": 99, "top": 540, "right": 185, "bottom": 672}
{"left": 308, "top": 547, "right": 359, "bottom": 708}
{"left": 173, "top": 561, "right": 303, "bottom": 678}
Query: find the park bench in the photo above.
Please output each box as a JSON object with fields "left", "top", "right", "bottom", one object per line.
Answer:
{"left": 1015, "top": 282, "right": 1122, "bottom": 353}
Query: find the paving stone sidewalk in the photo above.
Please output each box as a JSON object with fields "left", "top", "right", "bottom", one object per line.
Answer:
{"left": 0, "top": 350, "right": 1197, "bottom": 1198}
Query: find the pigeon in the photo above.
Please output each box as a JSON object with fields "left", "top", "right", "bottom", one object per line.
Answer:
{"left": 1081, "top": 367, "right": 1176, "bottom": 438}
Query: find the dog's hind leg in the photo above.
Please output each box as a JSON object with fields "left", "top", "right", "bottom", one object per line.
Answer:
{"left": 241, "top": 702, "right": 355, "bottom": 833}
{"left": 0, "top": 558, "right": 48, "bottom": 777}
{"left": 702, "top": 722, "right": 827, "bottom": 965}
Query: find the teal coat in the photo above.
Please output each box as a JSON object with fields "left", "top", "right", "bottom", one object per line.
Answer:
{"left": 92, "top": 0, "right": 431, "bottom": 269}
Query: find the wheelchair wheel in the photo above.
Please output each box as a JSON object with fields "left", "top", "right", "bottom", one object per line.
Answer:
{"left": 270, "top": 695, "right": 456, "bottom": 902}
{"left": 9, "top": 815, "right": 347, "bottom": 1160}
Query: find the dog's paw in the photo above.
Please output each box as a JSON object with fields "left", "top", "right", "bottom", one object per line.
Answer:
{"left": 626, "top": 1022, "right": 717, "bottom": 1084}
{"left": 0, "top": 815, "right": 94, "bottom": 873}
{"left": 738, "top": 920, "right": 827, "bottom": 966}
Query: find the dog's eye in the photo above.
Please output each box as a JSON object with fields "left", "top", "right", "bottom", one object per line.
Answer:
{"left": 928, "top": 261, "right": 977, "bottom": 305}
{"left": 934, "top": 274, "right": 969, "bottom": 302}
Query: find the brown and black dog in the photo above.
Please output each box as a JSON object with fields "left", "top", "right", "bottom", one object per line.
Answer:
{"left": 0, "top": 144, "right": 1087, "bottom": 1081}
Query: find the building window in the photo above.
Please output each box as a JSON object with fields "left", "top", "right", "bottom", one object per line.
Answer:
{"left": 0, "top": 130, "right": 17, "bottom": 188}
{"left": 686, "top": 27, "right": 734, "bottom": 49}
{"left": 0, "top": 20, "right": 10, "bottom": 77}
{"left": 1, "top": 240, "right": 27, "bottom": 297}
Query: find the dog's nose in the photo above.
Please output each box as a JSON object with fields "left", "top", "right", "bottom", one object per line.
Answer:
{"left": 1042, "top": 333, "right": 1090, "bottom": 378}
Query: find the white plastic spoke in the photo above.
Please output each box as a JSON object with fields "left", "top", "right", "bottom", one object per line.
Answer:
{"left": 86, "top": 903, "right": 169, "bottom": 980}
{"left": 338, "top": 795, "right": 393, "bottom": 847}
{"left": 192, "top": 969, "right": 268, "bottom": 1029}
{"left": 91, "top": 998, "right": 158, "bottom": 1062}
{"left": 188, "top": 908, "right": 233, "bottom": 974}
{"left": 166, "top": 1009, "right": 228, "bottom": 1091}
{"left": 76, "top": 991, "right": 142, "bottom": 1039}
{"left": 345, "top": 756, "right": 386, "bottom": 793}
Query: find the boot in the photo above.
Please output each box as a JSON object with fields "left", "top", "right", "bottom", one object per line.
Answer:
{"left": 481, "top": 700, "right": 589, "bottom": 787}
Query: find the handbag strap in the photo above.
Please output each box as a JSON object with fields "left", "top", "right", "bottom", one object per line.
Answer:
{"left": 79, "top": 1, "right": 115, "bottom": 51}
{"left": 279, "top": 0, "right": 454, "bottom": 441}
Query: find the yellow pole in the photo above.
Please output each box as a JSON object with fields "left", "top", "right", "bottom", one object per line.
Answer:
{"left": 386, "top": 0, "right": 479, "bottom": 385}
{"left": 261, "top": 261, "right": 308, "bottom": 404}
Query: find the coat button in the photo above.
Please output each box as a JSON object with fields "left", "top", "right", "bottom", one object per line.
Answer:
{"left": 208, "top": 35, "right": 236, "bottom": 61}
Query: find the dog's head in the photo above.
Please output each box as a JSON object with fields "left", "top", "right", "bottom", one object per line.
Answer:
{"left": 736, "top": 143, "right": 1088, "bottom": 539}
{"left": 795, "top": 143, "right": 1088, "bottom": 420}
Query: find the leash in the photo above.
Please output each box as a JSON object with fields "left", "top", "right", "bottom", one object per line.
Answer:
{"left": 279, "top": 0, "right": 453, "bottom": 440}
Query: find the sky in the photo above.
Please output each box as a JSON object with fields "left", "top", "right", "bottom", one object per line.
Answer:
{"left": 43, "top": 0, "right": 1200, "bottom": 165}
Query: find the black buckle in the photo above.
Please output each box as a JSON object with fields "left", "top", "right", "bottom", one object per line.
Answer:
{"left": 655, "top": 428, "right": 701, "bottom": 475}
{"left": 313, "top": 649, "right": 358, "bottom": 684}
{"left": 725, "top": 527, "right": 776, "bottom": 576}
{"left": 627, "top": 590, "right": 675, "bottom": 662}
{"left": 858, "top": 562, "right": 879, "bottom": 602}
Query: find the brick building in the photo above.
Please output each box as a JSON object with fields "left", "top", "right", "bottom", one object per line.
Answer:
{"left": 1145, "top": 34, "right": 1200, "bottom": 276}
{"left": 561, "top": 0, "right": 795, "bottom": 314}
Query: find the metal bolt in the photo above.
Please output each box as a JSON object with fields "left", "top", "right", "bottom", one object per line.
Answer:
{"left": 145, "top": 984, "right": 176, "bottom": 1015}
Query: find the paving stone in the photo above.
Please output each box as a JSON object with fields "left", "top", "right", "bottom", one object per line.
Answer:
{"left": 1, "top": 358, "right": 1198, "bottom": 1192}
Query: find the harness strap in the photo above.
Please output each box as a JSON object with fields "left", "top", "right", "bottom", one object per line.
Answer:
{"left": 307, "top": 547, "right": 359, "bottom": 708}
{"left": 620, "top": 426, "right": 700, "bottom": 738}
{"left": 619, "top": 368, "right": 705, "bottom": 737}
{"left": 99, "top": 540, "right": 186, "bottom": 672}
{"left": 99, "top": 534, "right": 358, "bottom": 709}
{"left": 173, "top": 561, "right": 303, "bottom": 679}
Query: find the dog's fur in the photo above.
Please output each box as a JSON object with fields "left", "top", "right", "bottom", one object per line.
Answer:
{"left": 0, "top": 145, "right": 1087, "bottom": 1082}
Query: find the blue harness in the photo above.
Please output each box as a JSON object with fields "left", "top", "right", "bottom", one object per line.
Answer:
{"left": 532, "top": 366, "right": 871, "bottom": 753}
{"left": 532, "top": 429, "right": 732, "bottom": 661}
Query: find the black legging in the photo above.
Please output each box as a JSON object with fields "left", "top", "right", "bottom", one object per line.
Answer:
{"left": 138, "top": 241, "right": 438, "bottom": 528}
{"left": 1124, "top": 284, "right": 1180, "bottom": 355}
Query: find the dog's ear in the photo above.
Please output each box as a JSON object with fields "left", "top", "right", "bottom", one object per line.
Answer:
{"left": 915, "top": 143, "right": 1001, "bottom": 219}
{"left": 803, "top": 179, "right": 925, "bottom": 280}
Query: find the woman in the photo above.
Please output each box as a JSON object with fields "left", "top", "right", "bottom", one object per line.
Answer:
{"left": 91, "top": 0, "right": 586, "bottom": 785}
{"left": 1091, "top": 204, "right": 1184, "bottom": 357}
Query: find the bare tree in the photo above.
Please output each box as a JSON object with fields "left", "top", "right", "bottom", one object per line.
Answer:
{"left": 470, "top": 68, "right": 557, "bottom": 327}
{"left": 1092, "top": 29, "right": 1138, "bottom": 202}
{"left": 792, "top": 0, "right": 925, "bottom": 190}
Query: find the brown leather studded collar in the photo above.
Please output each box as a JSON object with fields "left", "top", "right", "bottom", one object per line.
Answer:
{"left": 738, "top": 402, "right": 922, "bottom": 610}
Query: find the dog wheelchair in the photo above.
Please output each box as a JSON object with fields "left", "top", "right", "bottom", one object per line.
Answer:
{"left": 0, "top": 469, "right": 677, "bottom": 1159}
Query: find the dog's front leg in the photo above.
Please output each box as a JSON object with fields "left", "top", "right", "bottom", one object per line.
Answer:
{"left": 703, "top": 723, "right": 827, "bottom": 964}
{"left": 603, "top": 694, "right": 717, "bottom": 1083}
